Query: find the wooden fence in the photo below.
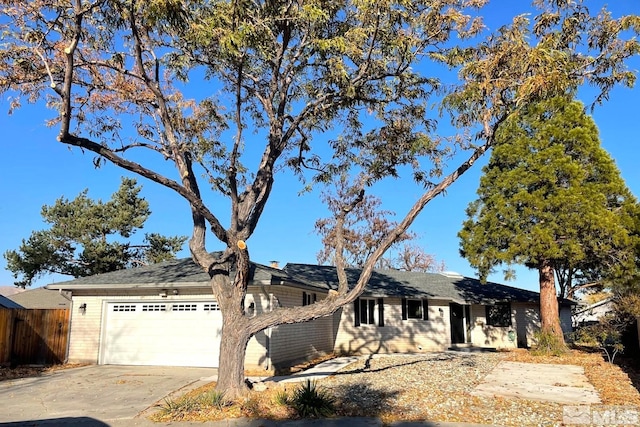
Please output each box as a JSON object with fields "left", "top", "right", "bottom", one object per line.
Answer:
{"left": 0, "top": 309, "right": 70, "bottom": 366}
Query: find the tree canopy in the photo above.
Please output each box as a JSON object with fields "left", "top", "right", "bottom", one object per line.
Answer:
{"left": 315, "top": 189, "right": 444, "bottom": 271}
{"left": 459, "top": 95, "right": 640, "bottom": 339}
{"left": 4, "top": 178, "right": 187, "bottom": 287}
{"left": 1, "top": 0, "right": 639, "bottom": 395}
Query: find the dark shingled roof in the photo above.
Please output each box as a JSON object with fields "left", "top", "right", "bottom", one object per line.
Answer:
{"left": 283, "top": 263, "right": 544, "bottom": 304}
{"left": 46, "top": 257, "right": 312, "bottom": 289}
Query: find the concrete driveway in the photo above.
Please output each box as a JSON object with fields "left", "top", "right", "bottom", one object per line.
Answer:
{"left": 0, "top": 365, "right": 216, "bottom": 426}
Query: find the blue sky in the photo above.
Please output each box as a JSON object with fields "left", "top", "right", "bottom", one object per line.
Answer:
{"left": 1, "top": 1, "right": 639, "bottom": 292}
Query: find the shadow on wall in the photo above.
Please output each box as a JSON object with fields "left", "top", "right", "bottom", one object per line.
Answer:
{"left": 334, "top": 307, "right": 448, "bottom": 357}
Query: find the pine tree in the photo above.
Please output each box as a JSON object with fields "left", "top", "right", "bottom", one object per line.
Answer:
{"left": 459, "top": 96, "right": 639, "bottom": 343}
{"left": 5, "top": 178, "right": 187, "bottom": 287}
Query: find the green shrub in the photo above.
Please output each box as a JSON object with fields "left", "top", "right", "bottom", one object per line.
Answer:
{"left": 274, "top": 389, "right": 290, "bottom": 406}
{"left": 158, "top": 395, "right": 199, "bottom": 416}
{"left": 157, "top": 389, "right": 227, "bottom": 417}
{"left": 531, "top": 329, "right": 567, "bottom": 356}
{"left": 290, "top": 380, "right": 336, "bottom": 418}
{"left": 199, "top": 389, "right": 228, "bottom": 410}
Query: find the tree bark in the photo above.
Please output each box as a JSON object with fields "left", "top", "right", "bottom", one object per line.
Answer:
{"left": 538, "top": 261, "right": 566, "bottom": 344}
{"left": 215, "top": 315, "right": 251, "bottom": 398}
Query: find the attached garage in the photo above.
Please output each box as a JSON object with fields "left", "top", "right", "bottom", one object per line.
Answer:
{"left": 100, "top": 300, "right": 222, "bottom": 367}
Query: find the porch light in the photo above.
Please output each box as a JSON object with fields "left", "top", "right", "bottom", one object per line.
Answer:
{"left": 79, "top": 303, "right": 87, "bottom": 314}
{"left": 439, "top": 308, "right": 444, "bottom": 317}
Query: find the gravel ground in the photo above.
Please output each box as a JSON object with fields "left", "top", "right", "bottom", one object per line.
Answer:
{"left": 318, "top": 352, "right": 566, "bottom": 427}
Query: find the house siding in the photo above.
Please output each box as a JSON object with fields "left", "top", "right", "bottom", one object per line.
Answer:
{"left": 468, "top": 303, "right": 519, "bottom": 349}
{"left": 268, "top": 288, "right": 335, "bottom": 371}
{"left": 512, "top": 302, "right": 540, "bottom": 348}
{"left": 559, "top": 305, "right": 574, "bottom": 333}
{"left": 334, "top": 297, "right": 451, "bottom": 354}
{"left": 65, "top": 286, "right": 334, "bottom": 372}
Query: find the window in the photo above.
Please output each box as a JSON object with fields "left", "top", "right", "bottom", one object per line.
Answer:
{"left": 203, "top": 303, "right": 220, "bottom": 311}
{"left": 354, "top": 298, "right": 384, "bottom": 327}
{"left": 112, "top": 304, "right": 136, "bottom": 312}
{"left": 486, "top": 302, "right": 512, "bottom": 327}
{"left": 302, "top": 292, "right": 317, "bottom": 306}
{"left": 142, "top": 304, "right": 166, "bottom": 312}
{"left": 171, "top": 304, "right": 197, "bottom": 312}
{"left": 402, "top": 298, "right": 428, "bottom": 320}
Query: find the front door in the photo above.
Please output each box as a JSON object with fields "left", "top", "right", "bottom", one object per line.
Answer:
{"left": 449, "top": 303, "right": 465, "bottom": 344}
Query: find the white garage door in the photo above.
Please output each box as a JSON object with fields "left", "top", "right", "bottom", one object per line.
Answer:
{"left": 102, "top": 301, "right": 222, "bottom": 367}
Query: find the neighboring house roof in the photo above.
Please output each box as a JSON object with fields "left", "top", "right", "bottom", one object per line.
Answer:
{"left": 0, "top": 286, "right": 25, "bottom": 297}
{"left": 283, "top": 263, "right": 553, "bottom": 305}
{"left": 7, "top": 287, "right": 71, "bottom": 309}
{"left": 46, "top": 257, "right": 322, "bottom": 292}
{"left": 0, "top": 294, "right": 23, "bottom": 309}
{"left": 573, "top": 298, "right": 613, "bottom": 324}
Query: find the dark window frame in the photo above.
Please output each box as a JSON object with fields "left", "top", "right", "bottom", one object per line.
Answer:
{"left": 302, "top": 291, "right": 317, "bottom": 306}
{"left": 402, "top": 298, "right": 429, "bottom": 321}
{"left": 354, "top": 297, "right": 384, "bottom": 327}
{"left": 485, "top": 302, "right": 512, "bottom": 327}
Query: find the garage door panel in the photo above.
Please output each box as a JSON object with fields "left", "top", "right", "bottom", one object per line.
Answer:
{"left": 102, "top": 301, "right": 222, "bottom": 367}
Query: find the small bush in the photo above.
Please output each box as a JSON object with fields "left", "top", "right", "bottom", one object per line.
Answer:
{"left": 157, "top": 389, "right": 228, "bottom": 418}
{"left": 158, "top": 395, "right": 199, "bottom": 417}
{"left": 531, "top": 329, "right": 567, "bottom": 356}
{"left": 573, "top": 321, "right": 624, "bottom": 364}
{"left": 200, "top": 389, "right": 228, "bottom": 410}
{"left": 274, "top": 389, "right": 290, "bottom": 406}
{"left": 290, "top": 380, "right": 336, "bottom": 418}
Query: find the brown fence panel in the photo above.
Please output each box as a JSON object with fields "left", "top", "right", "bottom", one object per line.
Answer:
{"left": 0, "top": 309, "right": 70, "bottom": 366}
{"left": 0, "top": 309, "right": 13, "bottom": 365}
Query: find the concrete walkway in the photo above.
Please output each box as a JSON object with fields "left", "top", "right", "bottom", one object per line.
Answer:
{"left": 472, "top": 360, "right": 601, "bottom": 405}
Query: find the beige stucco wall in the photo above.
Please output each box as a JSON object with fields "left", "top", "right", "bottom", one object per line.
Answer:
{"left": 333, "top": 298, "right": 451, "bottom": 354}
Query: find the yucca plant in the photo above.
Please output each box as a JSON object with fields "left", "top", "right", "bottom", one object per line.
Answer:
{"left": 290, "top": 380, "right": 336, "bottom": 418}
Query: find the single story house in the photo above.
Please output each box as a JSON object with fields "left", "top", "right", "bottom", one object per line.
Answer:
{"left": 47, "top": 258, "right": 573, "bottom": 372}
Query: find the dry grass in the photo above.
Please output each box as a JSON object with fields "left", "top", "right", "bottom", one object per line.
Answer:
{"left": 151, "top": 349, "right": 640, "bottom": 426}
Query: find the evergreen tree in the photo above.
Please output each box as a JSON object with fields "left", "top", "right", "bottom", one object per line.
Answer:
{"left": 459, "top": 96, "right": 639, "bottom": 343}
{"left": 5, "top": 178, "right": 187, "bottom": 287}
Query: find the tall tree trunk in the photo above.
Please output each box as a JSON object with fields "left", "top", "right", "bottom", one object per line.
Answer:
{"left": 215, "top": 315, "right": 251, "bottom": 398}
{"left": 209, "top": 265, "right": 252, "bottom": 399}
{"left": 538, "top": 261, "right": 566, "bottom": 344}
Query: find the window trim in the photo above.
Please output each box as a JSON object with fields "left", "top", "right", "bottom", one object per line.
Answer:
{"left": 302, "top": 291, "right": 317, "bottom": 306}
{"left": 354, "top": 297, "right": 384, "bottom": 327}
{"left": 485, "top": 302, "right": 512, "bottom": 327}
{"left": 402, "top": 298, "right": 428, "bottom": 321}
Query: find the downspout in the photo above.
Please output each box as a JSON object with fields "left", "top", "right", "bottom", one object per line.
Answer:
{"left": 265, "top": 293, "right": 275, "bottom": 371}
